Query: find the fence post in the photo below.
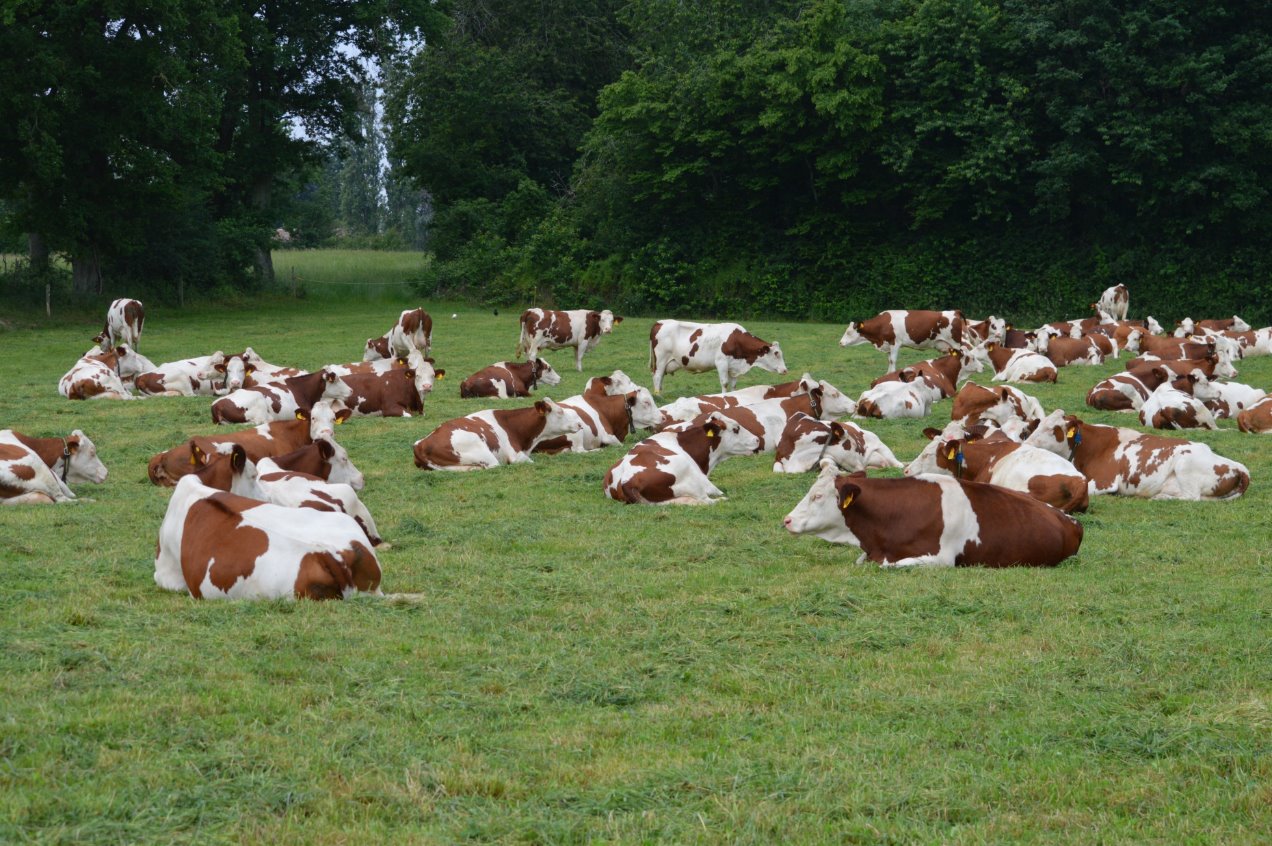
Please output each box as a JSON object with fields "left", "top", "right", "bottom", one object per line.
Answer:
{"left": 291, "top": 266, "right": 297, "bottom": 297}
{"left": 46, "top": 283, "right": 51, "bottom": 317}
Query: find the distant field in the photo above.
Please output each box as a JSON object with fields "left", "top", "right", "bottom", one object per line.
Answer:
{"left": 271, "top": 249, "right": 430, "bottom": 301}
{"left": 0, "top": 290, "right": 1269, "bottom": 843}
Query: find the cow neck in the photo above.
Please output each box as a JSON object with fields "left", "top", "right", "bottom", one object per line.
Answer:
{"left": 720, "top": 330, "right": 766, "bottom": 364}
{"left": 285, "top": 371, "right": 326, "bottom": 406}
{"left": 491, "top": 406, "right": 547, "bottom": 452}
{"left": 987, "top": 346, "right": 1016, "bottom": 370}
{"left": 10, "top": 432, "right": 66, "bottom": 474}
{"left": 593, "top": 393, "right": 634, "bottom": 437}
{"left": 930, "top": 354, "right": 962, "bottom": 385}
{"left": 1067, "top": 421, "right": 1112, "bottom": 467}
{"left": 272, "top": 443, "right": 328, "bottom": 477}
{"left": 674, "top": 427, "right": 718, "bottom": 473}
{"left": 783, "top": 392, "right": 821, "bottom": 420}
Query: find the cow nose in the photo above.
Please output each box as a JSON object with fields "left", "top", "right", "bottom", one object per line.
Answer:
{"left": 782, "top": 516, "right": 793, "bottom": 530}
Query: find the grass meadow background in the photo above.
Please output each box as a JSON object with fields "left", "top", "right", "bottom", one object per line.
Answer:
{"left": 1, "top": 251, "right": 1270, "bottom": 843}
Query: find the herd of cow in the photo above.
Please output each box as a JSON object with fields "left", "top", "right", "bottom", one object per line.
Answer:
{"left": 4, "top": 284, "right": 1269, "bottom": 598}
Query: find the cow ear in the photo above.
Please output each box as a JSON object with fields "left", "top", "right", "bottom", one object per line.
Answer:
{"left": 296, "top": 409, "right": 309, "bottom": 421}
{"left": 116, "top": 345, "right": 128, "bottom": 356}
{"left": 317, "top": 439, "right": 335, "bottom": 460}
{"left": 1023, "top": 419, "right": 1040, "bottom": 437}
{"left": 404, "top": 368, "right": 416, "bottom": 379}
{"left": 899, "top": 369, "right": 915, "bottom": 383}
{"left": 703, "top": 420, "right": 721, "bottom": 439}
{"left": 535, "top": 400, "right": 548, "bottom": 415}
{"left": 625, "top": 392, "right": 638, "bottom": 408}
{"left": 922, "top": 427, "right": 941, "bottom": 440}
{"left": 614, "top": 316, "right": 624, "bottom": 323}
{"left": 230, "top": 445, "right": 246, "bottom": 473}
{"left": 66, "top": 436, "right": 81, "bottom": 453}
{"left": 190, "top": 442, "right": 206, "bottom": 465}
{"left": 213, "top": 363, "right": 227, "bottom": 373}
{"left": 434, "top": 369, "right": 446, "bottom": 379}
{"left": 324, "top": 370, "right": 336, "bottom": 382}
{"left": 837, "top": 482, "right": 861, "bottom": 511}
{"left": 829, "top": 422, "right": 845, "bottom": 441}
{"left": 987, "top": 342, "right": 997, "bottom": 351}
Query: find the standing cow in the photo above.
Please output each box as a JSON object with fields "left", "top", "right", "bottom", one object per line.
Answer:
{"left": 365, "top": 308, "right": 432, "bottom": 360}
{"left": 839, "top": 310, "right": 967, "bottom": 373}
{"left": 96, "top": 298, "right": 145, "bottom": 350}
{"left": 1092, "top": 285, "right": 1129, "bottom": 320}
{"left": 649, "top": 320, "right": 787, "bottom": 393}
{"left": 517, "top": 308, "right": 622, "bottom": 371}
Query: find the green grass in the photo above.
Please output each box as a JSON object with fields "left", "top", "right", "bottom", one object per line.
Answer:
{"left": 271, "top": 249, "right": 431, "bottom": 302}
{"left": 1, "top": 282, "right": 1270, "bottom": 844}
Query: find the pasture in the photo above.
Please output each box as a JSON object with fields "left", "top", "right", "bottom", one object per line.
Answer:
{"left": 1, "top": 287, "right": 1270, "bottom": 843}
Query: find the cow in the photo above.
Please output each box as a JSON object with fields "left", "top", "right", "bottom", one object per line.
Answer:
{"left": 413, "top": 399, "right": 583, "bottom": 471}
{"left": 135, "top": 352, "right": 232, "bottom": 397}
{"left": 0, "top": 429, "right": 108, "bottom": 504}
{"left": 517, "top": 308, "right": 623, "bottom": 371}
{"left": 906, "top": 426, "right": 1089, "bottom": 513}
{"left": 1174, "top": 316, "right": 1250, "bottom": 336}
{"left": 1236, "top": 398, "right": 1272, "bottom": 433}
{"left": 1039, "top": 335, "right": 1104, "bottom": 367}
{"left": 855, "top": 379, "right": 935, "bottom": 419}
{"left": 984, "top": 344, "right": 1057, "bottom": 383}
{"left": 964, "top": 316, "right": 1008, "bottom": 345}
{"left": 584, "top": 370, "right": 642, "bottom": 397}
{"left": 650, "top": 320, "right": 787, "bottom": 393}
{"left": 839, "top": 310, "right": 967, "bottom": 373}
{"left": 670, "top": 386, "right": 856, "bottom": 454}
{"left": 870, "top": 347, "right": 988, "bottom": 397}
{"left": 365, "top": 308, "right": 432, "bottom": 360}
{"left": 1216, "top": 327, "right": 1272, "bottom": 357}
{"left": 192, "top": 444, "right": 382, "bottom": 547}
{"left": 1138, "top": 379, "right": 1220, "bottom": 430}
{"left": 1092, "top": 284, "right": 1129, "bottom": 320}
{"left": 459, "top": 359, "right": 559, "bottom": 398}
{"left": 1085, "top": 367, "right": 1174, "bottom": 412}
{"left": 96, "top": 298, "right": 145, "bottom": 350}
{"left": 211, "top": 369, "right": 351, "bottom": 425}
{"left": 153, "top": 475, "right": 381, "bottom": 601}
{"left": 339, "top": 354, "right": 443, "bottom": 417}
{"left": 773, "top": 413, "right": 902, "bottom": 474}
{"left": 659, "top": 374, "right": 854, "bottom": 425}
{"left": 951, "top": 382, "right": 1045, "bottom": 425}
{"left": 782, "top": 463, "right": 1083, "bottom": 568}
{"left": 534, "top": 386, "right": 663, "bottom": 454}
{"left": 147, "top": 402, "right": 350, "bottom": 486}
{"left": 237, "top": 348, "right": 307, "bottom": 386}
{"left": 58, "top": 346, "right": 150, "bottom": 399}
{"left": 1203, "top": 381, "right": 1267, "bottom": 419}
{"left": 1036, "top": 317, "right": 1107, "bottom": 342}
{"left": 1126, "top": 355, "right": 1231, "bottom": 380}
{"left": 1024, "top": 410, "right": 1249, "bottom": 500}
{"left": 604, "top": 412, "right": 762, "bottom": 504}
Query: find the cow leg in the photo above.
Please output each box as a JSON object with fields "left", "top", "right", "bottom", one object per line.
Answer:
{"left": 716, "top": 361, "right": 733, "bottom": 392}
{"left": 575, "top": 344, "right": 585, "bottom": 372}
{"left": 880, "top": 555, "right": 955, "bottom": 568}
{"left": 885, "top": 344, "right": 900, "bottom": 373}
{"left": 652, "top": 355, "right": 669, "bottom": 394}
{"left": 2, "top": 492, "right": 58, "bottom": 505}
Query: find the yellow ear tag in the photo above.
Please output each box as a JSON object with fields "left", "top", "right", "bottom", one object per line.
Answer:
{"left": 840, "top": 493, "right": 854, "bottom": 509}
{"left": 296, "top": 411, "right": 306, "bottom": 420}
{"left": 706, "top": 430, "right": 715, "bottom": 438}
{"left": 246, "top": 367, "right": 254, "bottom": 374}
{"left": 946, "top": 447, "right": 957, "bottom": 460}
{"left": 1066, "top": 427, "right": 1076, "bottom": 438}
{"left": 335, "top": 416, "right": 345, "bottom": 425}
{"left": 437, "top": 373, "right": 445, "bottom": 380}
{"left": 189, "top": 455, "right": 197, "bottom": 466}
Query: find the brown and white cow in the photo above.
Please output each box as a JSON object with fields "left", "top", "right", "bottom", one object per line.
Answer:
{"left": 1025, "top": 410, "right": 1249, "bottom": 500}
{"left": 604, "top": 413, "right": 762, "bottom": 504}
{"left": 534, "top": 385, "right": 663, "bottom": 454}
{"left": 659, "top": 374, "right": 854, "bottom": 425}
{"left": 782, "top": 463, "right": 1083, "bottom": 568}
{"left": 154, "top": 475, "right": 381, "bottom": 600}
{"left": 854, "top": 378, "right": 936, "bottom": 419}
{"left": 0, "top": 429, "right": 108, "bottom": 504}
{"left": 951, "top": 382, "right": 1045, "bottom": 425}
{"left": 1092, "top": 284, "right": 1129, "bottom": 321}
{"left": 1126, "top": 355, "right": 1228, "bottom": 380}
{"left": 147, "top": 402, "right": 349, "bottom": 486}
{"left": 339, "top": 356, "right": 443, "bottom": 417}
{"left": 135, "top": 352, "right": 231, "bottom": 397}
{"left": 964, "top": 316, "right": 1008, "bottom": 345}
{"left": 839, "top": 310, "right": 967, "bottom": 373}
{"left": 1085, "top": 367, "right": 1174, "bottom": 412}
{"left": 772, "top": 413, "right": 902, "bottom": 474}
{"left": 905, "top": 427, "right": 1089, "bottom": 513}
{"left": 459, "top": 359, "right": 559, "bottom": 398}
{"left": 365, "top": 308, "right": 432, "bottom": 360}
{"left": 211, "top": 369, "right": 351, "bottom": 425}
{"left": 650, "top": 320, "right": 787, "bottom": 393}
{"left": 1138, "top": 379, "right": 1220, "bottom": 430}
{"left": 1203, "top": 381, "right": 1267, "bottom": 419}
{"left": 413, "top": 399, "right": 583, "bottom": 470}
{"left": 984, "top": 344, "right": 1057, "bottom": 383}
{"left": 870, "top": 347, "right": 988, "bottom": 397}
{"left": 58, "top": 345, "right": 151, "bottom": 399}
{"left": 1174, "top": 316, "right": 1250, "bottom": 337}
{"left": 96, "top": 298, "right": 145, "bottom": 350}
{"left": 1236, "top": 398, "right": 1272, "bottom": 433}
{"left": 1039, "top": 335, "right": 1104, "bottom": 367}
{"left": 517, "top": 308, "right": 622, "bottom": 371}
{"left": 671, "top": 386, "right": 855, "bottom": 453}
{"left": 235, "top": 348, "right": 307, "bottom": 387}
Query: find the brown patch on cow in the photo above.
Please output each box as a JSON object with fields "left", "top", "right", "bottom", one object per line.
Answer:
{"left": 834, "top": 476, "right": 945, "bottom": 561}
{"left": 857, "top": 313, "right": 898, "bottom": 347}
{"left": 543, "top": 310, "right": 573, "bottom": 344}
{"left": 134, "top": 372, "right": 166, "bottom": 394}
{"left": 10, "top": 463, "right": 36, "bottom": 481}
{"left": 0, "top": 443, "right": 30, "bottom": 462}
{"left": 342, "top": 368, "right": 425, "bottom": 414}
{"left": 1026, "top": 474, "right": 1089, "bottom": 513}
{"left": 295, "top": 541, "right": 380, "bottom": 599}
{"left": 149, "top": 420, "right": 313, "bottom": 486}
{"left": 181, "top": 492, "right": 270, "bottom": 598}
{"left": 720, "top": 330, "right": 771, "bottom": 365}
{"left": 903, "top": 311, "right": 949, "bottom": 346}
{"left": 584, "top": 311, "right": 602, "bottom": 341}
{"left": 460, "top": 361, "right": 537, "bottom": 398}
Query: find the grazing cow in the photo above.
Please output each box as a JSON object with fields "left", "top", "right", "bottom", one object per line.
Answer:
{"left": 839, "top": 310, "right": 967, "bottom": 373}
{"left": 365, "top": 308, "right": 432, "bottom": 360}
{"left": 96, "top": 298, "right": 145, "bottom": 350}
{"left": 534, "top": 383, "right": 663, "bottom": 453}
{"left": 1175, "top": 316, "right": 1251, "bottom": 336}
{"left": 659, "top": 374, "right": 854, "bottom": 425}
{"left": 1236, "top": 398, "right": 1272, "bottom": 433}
{"left": 1092, "top": 284, "right": 1129, "bottom": 320}
{"left": 1138, "top": 380, "right": 1220, "bottom": 430}
{"left": 951, "top": 382, "right": 1045, "bottom": 425}
{"left": 906, "top": 427, "right": 1089, "bottom": 513}
{"left": 1040, "top": 335, "right": 1104, "bottom": 367}
{"left": 1085, "top": 367, "right": 1174, "bottom": 412}
{"left": 983, "top": 344, "right": 1057, "bottom": 383}
{"left": 782, "top": 463, "right": 1083, "bottom": 568}
{"left": 413, "top": 399, "right": 583, "bottom": 471}
{"left": 604, "top": 413, "right": 762, "bottom": 504}
{"left": 855, "top": 379, "right": 935, "bottom": 419}
{"left": 211, "top": 369, "right": 351, "bottom": 425}
{"left": 650, "top": 320, "right": 787, "bottom": 393}
{"left": 517, "top": 308, "right": 623, "bottom": 371}
{"left": 135, "top": 352, "right": 231, "bottom": 397}
{"left": 1025, "top": 410, "right": 1249, "bottom": 500}
{"left": 146, "top": 402, "right": 348, "bottom": 486}
{"left": 1203, "top": 381, "right": 1267, "bottom": 419}
{"left": 0, "top": 429, "right": 108, "bottom": 504}
{"left": 340, "top": 355, "right": 443, "bottom": 417}
{"left": 773, "top": 413, "right": 902, "bottom": 474}
{"left": 154, "top": 476, "right": 381, "bottom": 600}
{"left": 460, "top": 359, "right": 559, "bottom": 398}
{"left": 870, "top": 347, "right": 988, "bottom": 397}
{"left": 58, "top": 346, "right": 149, "bottom": 399}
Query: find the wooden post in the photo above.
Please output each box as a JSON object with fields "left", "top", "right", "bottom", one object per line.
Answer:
{"left": 45, "top": 283, "right": 51, "bottom": 317}
{"left": 178, "top": 276, "right": 185, "bottom": 308}
{"left": 291, "top": 265, "right": 297, "bottom": 297}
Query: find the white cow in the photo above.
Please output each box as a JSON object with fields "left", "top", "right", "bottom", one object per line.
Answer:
{"left": 604, "top": 412, "right": 762, "bottom": 504}
{"left": 649, "top": 320, "right": 787, "bottom": 393}
{"left": 0, "top": 429, "right": 109, "bottom": 504}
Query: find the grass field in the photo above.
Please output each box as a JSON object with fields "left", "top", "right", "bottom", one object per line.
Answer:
{"left": 1, "top": 280, "right": 1269, "bottom": 843}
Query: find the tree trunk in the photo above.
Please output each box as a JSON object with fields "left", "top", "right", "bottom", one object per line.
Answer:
{"left": 255, "top": 245, "right": 275, "bottom": 286}
{"left": 27, "top": 233, "right": 49, "bottom": 274}
{"left": 71, "top": 246, "right": 102, "bottom": 298}
{"left": 252, "top": 175, "right": 275, "bottom": 287}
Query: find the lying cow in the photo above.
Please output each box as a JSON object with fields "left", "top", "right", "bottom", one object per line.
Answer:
{"left": 1236, "top": 398, "right": 1272, "bottom": 433}
{"left": 1174, "top": 316, "right": 1250, "bottom": 337}
{"left": 238, "top": 348, "right": 307, "bottom": 386}
{"left": 855, "top": 378, "right": 935, "bottom": 419}
{"left": 951, "top": 382, "right": 1045, "bottom": 425}
{"left": 839, "top": 309, "right": 967, "bottom": 373}
{"left": 1127, "top": 355, "right": 1232, "bottom": 380}
{"left": 534, "top": 386, "right": 662, "bottom": 453}
{"left": 870, "top": 347, "right": 988, "bottom": 397}
{"left": 1138, "top": 379, "right": 1220, "bottom": 430}
{"left": 211, "top": 369, "right": 351, "bottom": 425}
{"left": 604, "top": 413, "right": 761, "bottom": 504}
{"left": 985, "top": 344, "right": 1057, "bottom": 383}
{"left": 154, "top": 475, "right": 381, "bottom": 600}
{"left": 517, "top": 308, "right": 622, "bottom": 371}
{"left": 1039, "top": 335, "right": 1104, "bottom": 367}
{"left": 782, "top": 463, "right": 1083, "bottom": 568}
{"left": 340, "top": 356, "right": 442, "bottom": 417}
{"left": 365, "top": 308, "right": 432, "bottom": 360}
{"left": 773, "top": 413, "right": 902, "bottom": 474}
{"left": 413, "top": 399, "right": 582, "bottom": 470}
{"left": 1025, "top": 410, "right": 1249, "bottom": 500}
{"left": 650, "top": 320, "right": 787, "bottom": 393}
{"left": 906, "top": 426, "right": 1089, "bottom": 513}
{"left": 1203, "top": 381, "right": 1267, "bottom": 419}
{"left": 1092, "top": 284, "right": 1128, "bottom": 320}
{"left": 670, "top": 385, "right": 856, "bottom": 453}
{"left": 58, "top": 345, "right": 151, "bottom": 399}
{"left": 135, "top": 352, "right": 233, "bottom": 397}
{"left": 1085, "top": 367, "right": 1174, "bottom": 412}
{"left": 460, "top": 359, "right": 559, "bottom": 398}
{"left": 0, "top": 429, "right": 108, "bottom": 504}
{"left": 659, "top": 374, "right": 854, "bottom": 425}
{"left": 96, "top": 298, "right": 145, "bottom": 350}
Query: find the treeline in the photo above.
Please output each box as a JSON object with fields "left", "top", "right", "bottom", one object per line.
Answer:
{"left": 392, "top": 0, "right": 1272, "bottom": 324}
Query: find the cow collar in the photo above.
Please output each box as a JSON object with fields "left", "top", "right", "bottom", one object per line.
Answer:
{"left": 809, "top": 390, "right": 823, "bottom": 419}
{"left": 625, "top": 402, "right": 636, "bottom": 435}
{"left": 60, "top": 438, "right": 71, "bottom": 483}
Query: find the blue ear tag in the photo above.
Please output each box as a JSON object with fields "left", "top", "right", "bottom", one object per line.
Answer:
{"left": 956, "top": 449, "right": 964, "bottom": 465}
{"left": 1073, "top": 432, "right": 1082, "bottom": 445}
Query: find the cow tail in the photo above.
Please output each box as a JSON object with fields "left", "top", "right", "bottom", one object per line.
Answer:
{"left": 515, "top": 314, "right": 531, "bottom": 359}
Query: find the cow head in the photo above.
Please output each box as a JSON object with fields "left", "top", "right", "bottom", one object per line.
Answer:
{"left": 1173, "top": 318, "right": 1196, "bottom": 338}
{"left": 801, "top": 375, "right": 855, "bottom": 417}
{"left": 315, "top": 437, "right": 365, "bottom": 490}
{"left": 905, "top": 423, "right": 964, "bottom": 477}
{"left": 405, "top": 350, "right": 442, "bottom": 395}
{"left": 627, "top": 388, "right": 663, "bottom": 431}
{"left": 599, "top": 310, "right": 621, "bottom": 334}
{"left": 535, "top": 398, "right": 586, "bottom": 440}
{"left": 1023, "top": 409, "right": 1078, "bottom": 456}
{"left": 214, "top": 354, "right": 250, "bottom": 391}
{"left": 782, "top": 462, "right": 863, "bottom": 545}
{"left": 959, "top": 343, "right": 990, "bottom": 375}
{"left": 61, "top": 430, "right": 108, "bottom": 484}
{"left": 114, "top": 345, "right": 155, "bottom": 380}
{"left": 1145, "top": 316, "right": 1165, "bottom": 335}
{"left": 533, "top": 358, "right": 562, "bottom": 387}
{"left": 701, "top": 411, "right": 762, "bottom": 458}
{"left": 839, "top": 323, "right": 863, "bottom": 347}
{"left": 363, "top": 336, "right": 390, "bottom": 362}
{"left": 755, "top": 341, "right": 787, "bottom": 376}
{"left": 319, "top": 368, "right": 353, "bottom": 404}
{"left": 300, "top": 400, "right": 351, "bottom": 440}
